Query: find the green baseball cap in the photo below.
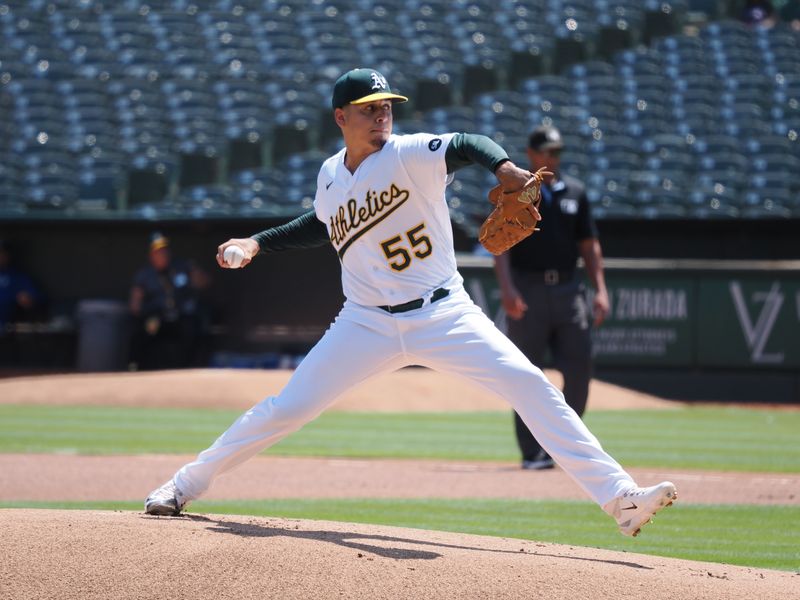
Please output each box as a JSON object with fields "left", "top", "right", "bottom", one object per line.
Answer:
{"left": 331, "top": 68, "right": 409, "bottom": 110}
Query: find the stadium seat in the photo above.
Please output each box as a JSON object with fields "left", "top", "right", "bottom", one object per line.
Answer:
{"left": 751, "top": 171, "right": 795, "bottom": 193}
{"left": 643, "top": 153, "right": 695, "bottom": 175}
{"left": 585, "top": 133, "right": 639, "bottom": 155}
{"left": 592, "top": 201, "right": 639, "bottom": 219}
{"left": 2, "top": 0, "right": 793, "bottom": 228}
{"left": 76, "top": 170, "right": 125, "bottom": 211}
{"left": 174, "top": 184, "right": 235, "bottom": 217}
{"left": 642, "top": 1, "right": 688, "bottom": 44}
{"left": 742, "top": 186, "right": 795, "bottom": 212}
{"left": 694, "top": 168, "right": 747, "bottom": 192}
{"left": 640, "top": 202, "right": 689, "bottom": 219}
{"left": 687, "top": 181, "right": 741, "bottom": 215}
{"left": 739, "top": 203, "right": 793, "bottom": 218}
{"left": 560, "top": 151, "right": 590, "bottom": 179}
{"left": 686, "top": 0, "right": 724, "bottom": 19}
{"left": 24, "top": 180, "right": 78, "bottom": 211}
{"left": 671, "top": 102, "right": 718, "bottom": 137}
{"left": 552, "top": 34, "right": 590, "bottom": 74}
{"left": 596, "top": 150, "right": 642, "bottom": 171}
{"left": 127, "top": 154, "right": 179, "bottom": 206}
{"left": 688, "top": 203, "right": 740, "bottom": 219}
{"left": 631, "top": 168, "right": 686, "bottom": 197}
{"left": 177, "top": 146, "right": 222, "bottom": 188}
{"left": 424, "top": 106, "right": 476, "bottom": 134}
{"left": 596, "top": 19, "right": 635, "bottom": 60}
{"left": 640, "top": 133, "right": 691, "bottom": 156}
{"left": 752, "top": 153, "right": 800, "bottom": 175}
{"left": 504, "top": 16, "right": 551, "bottom": 80}
{"left": 270, "top": 113, "right": 314, "bottom": 164}
{"left": 695, "top": 134, "right": 741, "bottom": 156}
{"left": 696, "top": 154, "right": 749, "bottom": 183}
{"left": 413, "top": 70, "right": 458, "bottom": 111}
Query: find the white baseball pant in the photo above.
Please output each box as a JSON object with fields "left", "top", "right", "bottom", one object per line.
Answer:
{"left": 174, "top": 285, "right": 636, "bottom": 506}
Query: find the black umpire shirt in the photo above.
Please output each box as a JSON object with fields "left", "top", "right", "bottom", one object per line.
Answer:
{"left": 508, "top": 174, "right": 598, "bottom": 273}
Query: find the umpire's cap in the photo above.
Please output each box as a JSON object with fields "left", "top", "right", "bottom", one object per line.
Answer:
{"left": 528, "top": 125, "right": 564, "bottom": 151}
{"left": 332, "top": 68, "right": 408, "bottom": 110}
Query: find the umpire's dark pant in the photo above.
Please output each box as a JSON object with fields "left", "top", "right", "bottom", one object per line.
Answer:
{"left": 506, "top": 270, "right": 592, "bottom": 462}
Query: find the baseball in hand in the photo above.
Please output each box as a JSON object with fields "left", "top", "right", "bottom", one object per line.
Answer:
{"left": 223, "top": 245, "right": 246, "bottom": 269}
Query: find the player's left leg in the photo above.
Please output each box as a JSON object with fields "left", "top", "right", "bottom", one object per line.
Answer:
{"left": 408, "top": 288, "right": 676, "bottom": 535}
{"left": 408, "top": 288, "right": 633, "bottom": 507}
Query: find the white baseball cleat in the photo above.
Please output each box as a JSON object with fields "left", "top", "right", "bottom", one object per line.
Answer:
{"left": 144, "top": 479, "right": 189, "bottom": 516}
{"left": 603, "top": 481, "right": 677, "bottom": 537}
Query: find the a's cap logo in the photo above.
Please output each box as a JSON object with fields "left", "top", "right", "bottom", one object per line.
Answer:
{"left": 428, "top": 138, "right": 442, "bottom": 151}
{"left": 370, "top": 72, "right": 388, "bottom": 90}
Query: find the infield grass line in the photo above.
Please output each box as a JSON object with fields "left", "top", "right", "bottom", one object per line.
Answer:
{"left": 0, "top": 405, "right": 798, "bottom": 472}
{"left": 2, "top": 500, "right": 797, "bottom": 572}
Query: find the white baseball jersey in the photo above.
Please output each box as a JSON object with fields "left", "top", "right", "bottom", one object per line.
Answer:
{"left": 313, "top": 133, "right": 462, "bottom": 307}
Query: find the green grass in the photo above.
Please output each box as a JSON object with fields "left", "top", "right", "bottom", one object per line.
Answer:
{"left": 3, "top": 499, "right": 798, "bottom": 572}
{"left": 3, "top": 404, "right": 798, "bottom": 571}
{"left": 0, "top": 404, "right": 798, "bottom": 472}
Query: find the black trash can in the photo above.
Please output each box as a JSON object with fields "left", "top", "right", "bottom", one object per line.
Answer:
{"left": 76, "top": 300, "right": 130, "bottom": 372}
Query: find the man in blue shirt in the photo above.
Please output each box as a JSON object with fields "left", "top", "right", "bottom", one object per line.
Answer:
{"left": 0, "top": 240, "right": 41, "bottom": 330}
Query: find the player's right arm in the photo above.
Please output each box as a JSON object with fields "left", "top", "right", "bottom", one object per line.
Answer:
{"left": 445, "top": 133, "right": 509, "bottom": 174}
{"left": 216, "top": 211, "right": 330, "bottom": 269}
{"left": 444, "top": 133, "right": 532, "bottom": 193}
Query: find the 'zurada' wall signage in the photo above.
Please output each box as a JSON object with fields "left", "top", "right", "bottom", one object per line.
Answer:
{"left": 458, "top": 259, "right": 800, "bottom": 370}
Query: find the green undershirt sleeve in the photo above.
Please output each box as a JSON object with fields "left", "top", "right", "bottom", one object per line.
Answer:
{"left": 445, "top": 133, "right": 510, "bottom": 174}
{"left": 250, "top": 210, "right": 330, "bottom": 254}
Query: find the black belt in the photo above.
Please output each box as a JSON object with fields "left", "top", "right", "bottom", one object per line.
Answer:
{"left": 377, "top": 287, "right": 450, "bottom": 314}
{"left": 526, "top": 269, "right": 575, "bottom": 285}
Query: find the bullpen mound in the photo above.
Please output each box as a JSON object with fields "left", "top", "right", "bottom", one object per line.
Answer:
{"left": 0, "top": 367, "right": 677, "bottom": 411}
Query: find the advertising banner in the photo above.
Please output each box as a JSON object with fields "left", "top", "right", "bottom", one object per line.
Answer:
{"left": 698, "top": 277, "right": 800, "bottom": 368}
{"left": 591, "top": 278, "right": 694, "bottom": 366}
{"left": 458, "top": 255, "right": 800, "bottom": 370}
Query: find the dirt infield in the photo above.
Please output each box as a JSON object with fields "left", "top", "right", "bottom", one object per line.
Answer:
{"left": 2, "top": 454, "right": 798, "bottom": 506}
{"left": 2, "top": 369, "right": 797, "bottom": 599}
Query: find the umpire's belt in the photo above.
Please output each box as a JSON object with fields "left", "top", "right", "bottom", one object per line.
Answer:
{"left": 377, "top": 287, "right": 450, "bottom": 314}
{"left": 530, "top": 269, "right": 574, "bottom": 285}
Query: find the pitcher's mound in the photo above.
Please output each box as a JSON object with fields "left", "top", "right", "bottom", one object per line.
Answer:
{"left": 1, "top": 509, "right": 793, "bottom": 600}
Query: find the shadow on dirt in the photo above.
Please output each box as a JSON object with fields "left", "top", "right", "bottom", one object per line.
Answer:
{"left": 180, "top": 514, "right": 652, "bottom": 569}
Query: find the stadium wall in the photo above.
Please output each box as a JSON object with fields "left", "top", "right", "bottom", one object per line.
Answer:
{"left": 1, "top": 218, "right": 799, "bottom": 402}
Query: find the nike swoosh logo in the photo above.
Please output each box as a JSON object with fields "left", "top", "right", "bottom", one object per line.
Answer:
{"left": 621, "top": 502, "right": 638, "bottom": 511}
{"left": 326, "top": 180, "right": 334, "bottom": 189}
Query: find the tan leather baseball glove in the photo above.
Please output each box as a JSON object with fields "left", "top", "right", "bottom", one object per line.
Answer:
{"left": 478, "top": 167, "right": 548, "bottom": 255}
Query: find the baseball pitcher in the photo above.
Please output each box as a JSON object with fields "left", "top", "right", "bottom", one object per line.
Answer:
{"left": 145, "top": 68, "right": 676, "bottom": 537}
